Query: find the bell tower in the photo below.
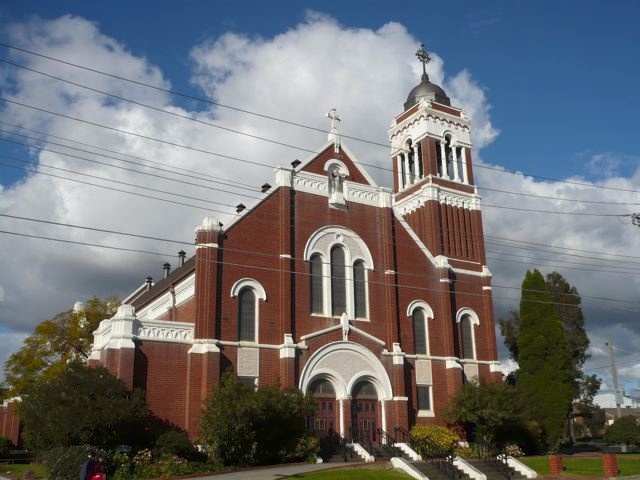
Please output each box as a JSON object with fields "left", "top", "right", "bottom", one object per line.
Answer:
{"left": 389, "top": 44, "right": 485, "bottom": 265}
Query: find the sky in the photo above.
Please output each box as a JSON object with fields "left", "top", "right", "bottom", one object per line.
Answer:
{"left": 1, "top": 1, "right": 640, "bottom": 403}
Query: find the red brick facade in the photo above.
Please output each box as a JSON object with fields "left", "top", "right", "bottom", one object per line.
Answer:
{"left": 90, "top": 89, "right": 501, "bottom": 440}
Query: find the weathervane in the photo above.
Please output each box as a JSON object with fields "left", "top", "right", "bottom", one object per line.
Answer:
{"left": 416, "top": 43, "right": 431, "bottom": 77}
{"left": 326, "top": 108, "right": 341, "bottom": 153}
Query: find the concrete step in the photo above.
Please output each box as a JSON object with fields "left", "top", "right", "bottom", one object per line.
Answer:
{"left": 412, "top": 460, "right": 468, "bottom": 480}
{"left": 466, "top": 459, "right": 527, "bottom": 480}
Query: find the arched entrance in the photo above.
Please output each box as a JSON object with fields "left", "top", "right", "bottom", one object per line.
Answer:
{"left": 351, "top": 380, "right": 378, "bottom": 443}
{"left": 299, "top": 341, "right": 393, "bottom": 438}
{"left": 308, "top": 378, "right": 336, "bottom": 439}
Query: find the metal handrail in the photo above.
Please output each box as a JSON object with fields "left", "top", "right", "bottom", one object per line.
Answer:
{"left": 377, "top": 428, "right": 403, "bottom": 458}
{"left": 395, "top": 427, "right": 462, "bottom": 480}
{"left": 477, "top": 441, "right": 513, "bottom": 480}
{"left": 350, "top": 427, "right": 374, "bottom": 458}
{"left": 335, "top": 430, "right": 355, "bottom": 462}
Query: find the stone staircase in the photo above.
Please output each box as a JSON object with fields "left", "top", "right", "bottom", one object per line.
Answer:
{"left": 466, "top": 458, "right": 528, "bottom": 480}
{"left": 411, "top": 460, "right": 469, "bottom": 480}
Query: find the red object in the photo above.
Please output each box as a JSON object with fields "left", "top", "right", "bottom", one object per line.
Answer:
{"left": 602, "top": 453, "right": 619, "bottom": 478}
{"left": 548, "top": 454, "right": 563, "bottom": 477}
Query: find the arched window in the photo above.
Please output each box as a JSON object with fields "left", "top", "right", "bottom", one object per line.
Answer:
{"left": 460, "top": 314, "right": 475, "bottom": 359}
{"left": 238, "top": 287, "right": 256, "bottom": 341}
{"left": 305, "top": 226, "right": 374, "bottom": 320}
{"left": 353, "top": 260, "right": 366, "bottom": 318}
{"left": 331, "top": 246, "right": 346, "bottom": 316}
{"left": 413, "top": 308, "right": 427, "bottom": 355}
{"left": 310, "top": 254, "right": 324, "bottom": 314}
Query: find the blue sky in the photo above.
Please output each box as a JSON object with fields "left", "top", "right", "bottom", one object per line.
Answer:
{"left": 1, "top": 1, "right": 640, "bottom": 400}
{"left": 4, "top": 0, "right": 640, "bottom": 184}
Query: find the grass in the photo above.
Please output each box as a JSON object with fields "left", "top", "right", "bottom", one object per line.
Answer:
{"left": 518, "top": 454, "right": 640, "bottom": 477}
{"left": 290, "top": 465, "right": 412, "bottom": 479}
{"left": 0, "top": 463, "right": 47, "bottom": 479}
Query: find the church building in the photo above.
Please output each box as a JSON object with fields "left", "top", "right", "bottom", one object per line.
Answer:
{"left": 89, "top": 46, "right": 501, "bottom": 441}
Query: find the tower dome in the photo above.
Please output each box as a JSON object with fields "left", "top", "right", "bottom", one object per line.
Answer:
{"left": 404, "top": 44, "right": 450, "bottom": 110}
{"left": 404, "top": 73, "right": 450, "bottom": 109}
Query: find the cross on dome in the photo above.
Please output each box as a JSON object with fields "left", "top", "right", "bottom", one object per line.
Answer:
{"left": 416, "top": 43, "right": 431, "bottom": 77}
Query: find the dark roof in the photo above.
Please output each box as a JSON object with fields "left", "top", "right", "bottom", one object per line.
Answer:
{"left": 131, "top": 256, "right": 195, "bottom": 310}
{"left": 404, "top": 73, "right": 451, "bottom": 110}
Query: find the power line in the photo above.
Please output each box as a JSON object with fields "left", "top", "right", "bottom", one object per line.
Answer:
{"left": 3, "top": 225, "right": 636, "bottom": 312}
{"left": 5, "top": 44, "right": 640, "bottom": 200}
{"left": 0, "top": 56, "right": 320, "bottom": 154}
{"left": 0, "top": 120, "right": 258, "bottom": 189}
{"left": 0, "top": 42, "right": 392, "bottom": 149}
{"left": 3, "top": 213, "right": 640, "bottom": 307}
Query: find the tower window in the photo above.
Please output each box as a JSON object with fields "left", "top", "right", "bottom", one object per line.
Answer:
{"left": 238, "top": 287, "right": 256, "bottom": 342}
{"left": 413, "top": 308, "right": 428, "bottom": 355}
{"left": 353, "top": 260, "right": 366, "bottom": 318}
{"left": 417, "top": 385, "right": 431, "bottom": 411}
{"left": 331, "top": 246, "right": 346, "bottom": 316}
{"left": 310, "top": 253, "right": 324, "bottom": 314}
{"left": 460, "top": 314, "right": 475, "bottom": 359}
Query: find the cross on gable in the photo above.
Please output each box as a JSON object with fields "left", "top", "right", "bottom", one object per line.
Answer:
{"left": 326, "top": 108, "right": 342, "bottom": 153}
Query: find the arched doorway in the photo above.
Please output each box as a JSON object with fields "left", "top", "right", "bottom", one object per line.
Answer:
{"left": 351, "top": 380, "right": 378, "bottom": 443}
{"left": 308, "top": 378, "right": 336, "bottom": 439}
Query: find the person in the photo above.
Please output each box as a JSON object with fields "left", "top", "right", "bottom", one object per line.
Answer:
{"left": 89, "top": 460, "right": 106, "bottom": 480}
{"left": 79, "top": 455, "right": 97, "bottom": 480}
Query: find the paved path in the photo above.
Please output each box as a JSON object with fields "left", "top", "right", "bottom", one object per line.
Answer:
{"left": 189, "top": 462, "right": 355, "bottom": 479}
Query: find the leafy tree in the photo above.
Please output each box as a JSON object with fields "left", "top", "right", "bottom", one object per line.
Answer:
{"left": 200, "top": 372, "right": 316, "bottom": 466}
{"left": 3, "top": 296, "right": 118, "bottom": 397}
{"left": 603, "top": 416, "right": 640, "bottom": 446}
{"left": 516, "top": 269, "right": 575, "bottom": 451}
{"left": 500, "top": 272, "right": 590, "bottom": 382}
{"left": 573, "top": 374, "right": 605, "bottom": 437}
{"left": 443, "top": 379, "right": 526, "bottom": 445}
{"left": 19, "top": 362, "right": 148, "bottom": 451}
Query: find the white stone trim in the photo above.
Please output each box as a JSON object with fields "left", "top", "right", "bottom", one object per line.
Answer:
{"left": 188, "top": 339, "right": 220, "bottom": 354}
{"left": 454, "top": 457, "right": 487, "bottom": 480}
{"left": 391, "top": 457, "right": 426, "bottom": 479}
{"left": 300, "top": 324, "right": 342, "bottom": 341}
{"left": 394, "top": 444, "right": 422, "bottom": 461}
{"left": 299, "top": 342, "right": 395, "bottom": 423}
{"left": 174, "top": 273, "right": 195, "bottom": 306}
{"left": 230, "top": 278, "right": 267, "bottom": 300}
{"left": 138, "top": 319, "right": 193, "bottom": 343}
{"left": 351, "top": 443, "right": 375, "bottom": 462}
{"left": 349, "top": 325, "right": 386, "bottom": 346}
{"left": 505, "top": 456, "right": 538, "bottom": 478}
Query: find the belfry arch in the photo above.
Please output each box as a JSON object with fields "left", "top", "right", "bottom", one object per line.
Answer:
{"left": 300, "top": 341, "right": 393, "bottom": 438}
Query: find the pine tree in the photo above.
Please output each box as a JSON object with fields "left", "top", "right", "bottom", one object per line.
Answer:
{"left": 516, "top": 269, "right": 574, "bottom": 451}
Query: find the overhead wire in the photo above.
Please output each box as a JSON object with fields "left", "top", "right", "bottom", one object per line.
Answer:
{"left": 3, "top": 212, "right": 640, "bottom": 307}
{"left": 3, "top": 225, "right": 639, "bottom": 313}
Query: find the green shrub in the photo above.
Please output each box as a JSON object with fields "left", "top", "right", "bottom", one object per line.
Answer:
{"left": 153, "top": 428, "right": 203, "bottom": 461}
{"left": 410, "top": 425, "right": 460, "bottom": 456}
{"left": 604, "top": 416, "right": 640, "bottom": 446}
{"left": 0, "top": 437, "right": 13, "bottom": 458}
{"left": 40, "top": 445, "right": 112, "bottom": 480}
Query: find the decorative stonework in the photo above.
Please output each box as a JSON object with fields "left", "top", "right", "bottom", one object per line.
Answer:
{"left": 138, "top": 319, "right": 193, "bottom": 343}
{"left": 136, "top": 273, "right": 195, "bottom": 320}
{"left": 174, "top": 274, "right": 195, "bottom": 306}
{"left": 238, "top": 346, "right": 259, "bottom": 377}
{"left": 394, "top": 182, "right": 480, "bottom": 215}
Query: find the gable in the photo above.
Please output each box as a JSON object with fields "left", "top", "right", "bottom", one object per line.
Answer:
{"left": 299, "top": 142, "right": 376, "bottom": 187}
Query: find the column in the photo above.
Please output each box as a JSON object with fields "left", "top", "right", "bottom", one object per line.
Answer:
{"left": 412, "top": 144, "right": 420, "bottom": 180}
{"left": 452, "top": 145, "right": 460, "bottom": 182}
{"left": 460, "top": 147, "right": 469, "bottom": 184}
{"left": 403, "top": 153, "right": 411, "bottom": 186}
{"left": 396, "top": 154, "right": 404, "bottom": 190}
{"left": 439, "top": 141, "right": 447, "bottom": 179}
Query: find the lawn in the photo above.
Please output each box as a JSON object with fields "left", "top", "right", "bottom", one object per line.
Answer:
{"left": 0, "top": 463, "right": 47, "bottom": 479}
{"left": 518, "top": 454, "right": 640, "bottom": 477}
{"left": 291, "top": 465, "right": 412, "bottom": 479}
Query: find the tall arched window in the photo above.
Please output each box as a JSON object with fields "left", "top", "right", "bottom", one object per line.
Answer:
{"left": 331, "top": 246, "right": 346, "bottom": 316}
{"left": 413, "top": 308, "right": 427, "bottom": 355}
{"left": 310, "top": 254, "right": 324, "bottom": 314}
{"left": 353, "top": 260, "right": 366, "bottom": 318}
{"left": 460, "top": 314, "right": 475, "bottom": 359}
{"left": 238, "top": 287, "right": 256, "bottom": 341}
